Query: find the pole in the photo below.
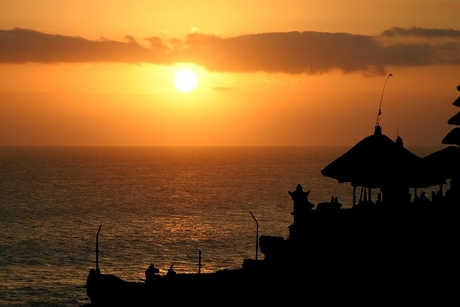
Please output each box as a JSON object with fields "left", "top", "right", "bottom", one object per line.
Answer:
{"left": 250, "top": 212, "right": 258, "bottom": 261}
{"left": 375, "top": 73, "right": 393, "bottom": 127}
{"left": 198, "top": 250, "right": 201, "bottom": 274}
{"left": 95, "top": 225, "right": 102, "bottom": 272}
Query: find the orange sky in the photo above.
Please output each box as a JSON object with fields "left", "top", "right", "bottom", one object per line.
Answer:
{"left": 1, "top": 0, "right": 460, "bottom": 146}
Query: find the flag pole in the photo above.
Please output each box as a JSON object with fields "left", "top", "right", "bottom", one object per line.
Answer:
{"left": 375, "top": 74, "right": 393, "bottom": 127}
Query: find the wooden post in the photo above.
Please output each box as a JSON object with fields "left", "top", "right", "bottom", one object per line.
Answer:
{"left": 250, "top": 212, "right": 259, "bottom": 261}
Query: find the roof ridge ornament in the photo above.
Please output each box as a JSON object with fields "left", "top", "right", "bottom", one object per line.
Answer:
{"left": 375, "top": 73, "right": 393, "bottom": 129}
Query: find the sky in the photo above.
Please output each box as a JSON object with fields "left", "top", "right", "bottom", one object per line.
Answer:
{"left": 1, "top": 0, "right": 460, "bottom": 146}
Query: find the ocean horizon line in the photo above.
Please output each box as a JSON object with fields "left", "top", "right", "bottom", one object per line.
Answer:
{"left": 0, "top": 144, "right": 448, "bottom": 148}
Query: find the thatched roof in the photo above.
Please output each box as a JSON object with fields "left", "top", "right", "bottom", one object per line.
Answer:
{"left": 321, "top": 126, "right": 428, "bottom": 189}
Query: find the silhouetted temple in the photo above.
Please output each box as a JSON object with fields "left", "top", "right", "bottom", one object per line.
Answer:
{"left": 85, "top": 84, "right": 460, "bottom": 307}
{"left": 259, "top": 85, "right": 460, "bottom": 271}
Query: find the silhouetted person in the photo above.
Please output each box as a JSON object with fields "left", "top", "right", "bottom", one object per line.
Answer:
{"left": 145, "top": 263, "right": 159, "bottom": 283}
{"left": 420, "top": 191, "right": 429, "bottom": 203}
{"left": 333, "top": 196, "right": 342, "bottom": 209}
{"left": 377, "top": 192, "right": 382, "bottom": 204}
{"left": 431, "top": 191, "right": 437, "bottom": 202}
{"left": 167, "top": 263, "right": 177, "bottom": 276}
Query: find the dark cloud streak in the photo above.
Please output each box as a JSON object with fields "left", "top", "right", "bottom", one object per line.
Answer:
{"left": 0, "top": 28, "right": 170, "bottom": 64}
{"left": 177, "top": 32, "right": 386, "bottom": 74}
{"left": 1, "top": 27, "right": 459, "bottom": 76}
{"left": 381, "top": 26, "right": 460, "bottom": 38}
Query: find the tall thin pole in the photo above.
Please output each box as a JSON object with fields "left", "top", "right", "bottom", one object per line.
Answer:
{"left": 375, "top": 74, "right": 393, "bottom": 127}
{"left": 250, "top": 212, "right": 258, "bottom": 261}
{"left": 198, "top": 250, "right": 201, "bottom": 274}
{"left": 95, "top": 225, "right": 102, "bottom": 272}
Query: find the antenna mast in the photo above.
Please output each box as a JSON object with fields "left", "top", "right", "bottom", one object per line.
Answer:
{"left": 375, "top": 74, "right": 393, "bottom": 127}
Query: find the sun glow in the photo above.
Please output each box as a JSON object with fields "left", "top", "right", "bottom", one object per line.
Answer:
{"left": 174, "top": 69, "right": 198, "bottom": 92}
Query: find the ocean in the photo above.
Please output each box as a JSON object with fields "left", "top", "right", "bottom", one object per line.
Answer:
{"left": 0, "top": 146, "right": 445, "bottom": 306}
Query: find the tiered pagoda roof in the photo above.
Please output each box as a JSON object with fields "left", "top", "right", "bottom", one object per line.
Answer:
{"left": 442, "top": 85, "right": 460, "bottom": 146}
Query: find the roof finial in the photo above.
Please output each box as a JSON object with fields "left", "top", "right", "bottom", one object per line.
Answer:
{"left": 375, "top": 74, "right": 393, "bottom": 128}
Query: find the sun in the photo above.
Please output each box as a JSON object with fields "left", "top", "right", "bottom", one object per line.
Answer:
{"left": 174, "top": 69, "right": 198, "bottom": 92}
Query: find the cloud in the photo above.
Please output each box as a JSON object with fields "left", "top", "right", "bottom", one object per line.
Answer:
{"left": 0, "top": 28, "right": 171, "bottom": 64}
{"left": 381, "top": 26, "right": 460, "bottom": 39}
{"left": 1, "top": 27, "right": 459, "bottom": 76}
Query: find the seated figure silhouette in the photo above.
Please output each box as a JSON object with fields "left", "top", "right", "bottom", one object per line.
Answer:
{"left": 419, "top": 191, "right": 430, "bottom": 203}
{"left": 376, "top": 192, "right": 383, "bottom": 204}
{"left": 167, "top": 263, "right": 177, "bottom": 276}
{"left": 317, "top": 195, "right": 342, "bottom": 210}
{"left": 145, "top": 263, "right": 159, "bottom": 283}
